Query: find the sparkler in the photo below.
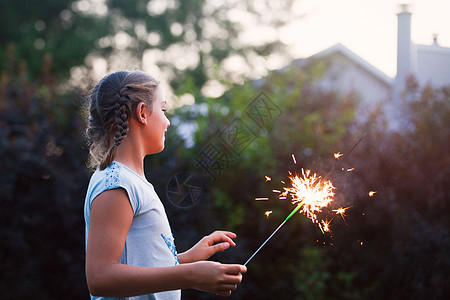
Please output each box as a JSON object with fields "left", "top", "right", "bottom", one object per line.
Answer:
{"left": 244, "top": 134, "right": 365, "bottom": 266}
{"left": 244, "top": 169, "right": 335, "bottom": 266}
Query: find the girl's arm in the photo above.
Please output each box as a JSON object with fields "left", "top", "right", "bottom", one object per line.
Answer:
{"left": 85, "top": 188, "right": 246, "bottom": 297}
{"left": 178, "top": 231, "right": 238, "bottom": 264}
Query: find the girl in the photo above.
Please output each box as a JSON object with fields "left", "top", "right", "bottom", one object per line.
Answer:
{"left": 84, "top": 70, "right": 246, "bottom": 299}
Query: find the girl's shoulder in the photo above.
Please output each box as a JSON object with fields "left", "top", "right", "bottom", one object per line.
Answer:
{"left": 100, "top": 161, "right": 122, "bottom": 189}
{"left": 87, "top": 161, "right": 122, "bottom": 191}
{"left": 92, "top": 161, "right": 151, "bottom": 190}
{"left": 87, "top": 161, "right": 159, "bottom": 215}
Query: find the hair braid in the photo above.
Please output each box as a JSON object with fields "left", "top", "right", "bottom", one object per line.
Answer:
{"left": 100, "top": 89, "right": 132, "bottom": 170}
{"left": 114, "top": 88, "right": 132, "bottom": 146}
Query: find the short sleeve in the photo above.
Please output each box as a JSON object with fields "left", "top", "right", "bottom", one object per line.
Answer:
{"left": 104, "top": 162, "right": 141, "bottom": 215}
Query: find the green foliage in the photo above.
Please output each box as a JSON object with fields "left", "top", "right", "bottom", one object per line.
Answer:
{"left": 0, "top": 50, "right": 89, "bottom": 299}
{"left": 1, "top": 1, "right": 449, "bottom": 299}
{"left": 345, "top": 79, "right": 450, "bottom": 299}
{"left": 1, "top": 0, "right": 299, "bottom": 93}
{"left": 0, "top": 0, "right": 110, "bottom": 80}
{"left": 292, "top": 247, "right": 331, "bottom": 300}
{"left": 163, "top": 65, "right": 359, "bottom": 299}
{"left": 167, "top": 64, "right": 450, "bottom": 299}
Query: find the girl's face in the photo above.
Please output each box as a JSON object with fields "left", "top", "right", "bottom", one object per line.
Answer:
{"left": 144, "top": 86, "right": 170, "bottom": 154}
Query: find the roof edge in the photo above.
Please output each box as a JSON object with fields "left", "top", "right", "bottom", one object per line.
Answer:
{"left": 305, "top": 43, "right": 394, "bottom": 86}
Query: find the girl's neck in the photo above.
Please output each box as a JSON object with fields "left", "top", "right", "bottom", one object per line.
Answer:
{"left": 114, "top": 141, "right": 146, "bottom": 177}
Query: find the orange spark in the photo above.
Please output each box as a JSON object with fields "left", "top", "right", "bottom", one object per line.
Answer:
{"left": 346, "top": 168, "right": 355, "bottom": 172}
{"left": 334, "top": 152, "right": 343, "bottom": 159}
{"left": 265, "top": 176, "right": 271, "bottom": 182}
{"left": 332, "top": 207, "right": 350, "bottom": 224}
{"left": 265, "top": 211, "right": 273, "bottom": 218}
{"left": 292, "top": 154, "right": 297, "bottom": 164}
{"left": 368, "top": 191, "right": 377, "bottom": 197}
{"left": 319, "top": 219, "right": 331, "bottom": 233}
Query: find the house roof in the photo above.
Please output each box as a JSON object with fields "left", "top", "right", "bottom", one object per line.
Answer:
{"left": 416, "top": 42, "right": 450, "bottom": 55}
{"left": 295, "top": 43, "right": 394, "bottom": 87}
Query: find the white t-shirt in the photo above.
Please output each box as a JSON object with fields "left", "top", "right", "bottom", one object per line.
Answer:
{"left": 84, "top": 161, "right": 181, "bottom": 300}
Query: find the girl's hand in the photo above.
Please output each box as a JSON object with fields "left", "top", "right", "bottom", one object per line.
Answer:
{"left": 179, "top": 231, "right": 237, "bottom": 263}
{"left": 189, "top": 261, "right": 247, "bottom": 297}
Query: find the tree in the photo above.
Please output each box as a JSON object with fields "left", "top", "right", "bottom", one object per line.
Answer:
{"left": 2, "top": 0, "right": 300, "bottom": 93}
{"left": 163, "top": 64, "right": 450, "bottom": 299}
{"left": 81, "top": 0, "right": 300, "bottom": 94}
{"left": 0, "top": 0, "right": 112, "bottom": 80}
{"left": 160, "top": 63, "right": 360, "bottom": 299}
{"left": 346, "top": 77, "right": 450, "bottom": 299}
{"left": 0, "top": 49, "right": 89, "bottom": 299}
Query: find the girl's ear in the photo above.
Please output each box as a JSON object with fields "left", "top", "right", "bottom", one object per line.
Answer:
{"left": 136, "top": 102, "right": 148, "bottom": 125}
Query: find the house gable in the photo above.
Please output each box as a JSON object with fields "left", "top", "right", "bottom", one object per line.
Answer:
{"left": 294, "top": 43, "right": 392, "bottom": 111}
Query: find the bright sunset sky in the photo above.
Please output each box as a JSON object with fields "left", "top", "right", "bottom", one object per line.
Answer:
{"left": 281, "top": 0, "right": 450, "bottom": 78}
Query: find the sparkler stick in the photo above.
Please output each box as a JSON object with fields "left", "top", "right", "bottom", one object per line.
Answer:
{"left": 244, "top": 219, "right": 287, "bottom": 266}
{"left": 244, "top": 201, "right": 305, "bottom": 266}
{"left": 244, "top": 133, "right": 366, "bottom": 266}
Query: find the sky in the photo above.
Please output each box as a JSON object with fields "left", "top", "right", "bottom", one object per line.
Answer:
{"left": 89, "top": 0, "right": 450, "bottom": 101}
{"left": 279, "top": 0, "right": 450, "bottom": 78}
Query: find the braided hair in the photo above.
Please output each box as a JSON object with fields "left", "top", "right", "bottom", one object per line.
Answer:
{"left": 85, "top": 71, "right": 159, "bottom": 170}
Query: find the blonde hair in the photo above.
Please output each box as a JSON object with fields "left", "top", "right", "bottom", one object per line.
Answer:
{"left": 85, "top": 71, "right": 159, "bottom": 170}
